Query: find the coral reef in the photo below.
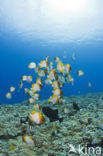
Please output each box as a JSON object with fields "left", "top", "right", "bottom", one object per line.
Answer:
{"left": 0, "top": 92, "right": 103, "bottom": 156}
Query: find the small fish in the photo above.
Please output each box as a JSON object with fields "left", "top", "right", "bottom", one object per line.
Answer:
{"left": 48, "top": 69, "right": 57, "bottom": 80}
{"left": 32, "top": 93, "right": 40, "bottom": 100}
{"left": 50, "top": 61, "right": 53, "bottom": 70}
{"left": 21, "top": 75, "right": 28, "bottom": 81}
{"left": 65, "top": 64, "right": 72, "bottom": 73}
{"left": 39, "top": 60, "right": 49, "bottom": 68}
{"left": 56, "top": 62, "right": 65, "bottom": 73}
{"left": 88, "top": 82, "right": 92, "bottom": 87}
{"left": 46, "top": 56, "right": 50, "bottom": 62}
{"left": 42, "top": 107, "right": 63, "bottom": 122}
{"left": 66, "top": 74, "right": 74, "bottom": 85}
{"left": 35, "top": 66, "right": 39, "bottom": 73}
{"left": 57, "top": 76, "right": 65, "bottom": 87}
{"left": 6, "top": 92, "right": 12, "bottom": 99}
{"left": 48, "top": 94, "right": 59, "bottom": 104}
{"left": 53, "top": 88, "right": 62, "bottom": 98}
{"left": 59, "top": 98, "right": 65, "bottom": 104}
{"left": 28, "top": 90, "right": 34, "bottom": 96}
{"left": 52, "top": 80, "right": 60, "bottom": 89}
{"left": 10, "top": 87, "right": 15, "bottom": 92}
{"left": 30, "top": 111, "right": 45, "bottom": 124}
{"left": 24, "top": 88, "right": 29, "bottom": 94}
{"left": 34, "top": 104, "right": 40, "bottom": 109}
{"left": 27, "top": 76, "right": 32, "bottom": 83}
{"left": 19, "top": 80, "right": 23, "bottom": 88}
{"left": 45, "top": 78, "right": 52, "bottom": 85}
{"left": 77, "top": 70, "right": 84, "bottom": 76}
{"left": 23, "top": 136, "right": 34, "bottom": 144}
{"left": 73, "top": 102, "right": 80, "bottom": 111}
{"left": 81, "top": 117, "right": 89, "bottom": 124}
{"left": 63, "top": 108, "right": 69, "bottom": 113}
{"left": 38, "top": 70, "right": 46, "bottom": 77}
{"left": 72, "top": 53, "right": 75, "bottom": 60}
{"left": 63, "top": 51, "right": 66, "bottom": 59}
{"left": 28, "top": 97, "right": 35, "bottom": 104}
{"left": 31, "top": 83, "right": 42, "bottom": 92}
{"left": 91, "top": 137, "right": 101, "bottom": 145}
{"left": 28, "top": 62, "right": 36, "bottom": 69}
{"left": 54, "top": 57, "right": 61, "bottom": 63}
{"left": 36, "top": 78, "right": 43, "bottom": 85}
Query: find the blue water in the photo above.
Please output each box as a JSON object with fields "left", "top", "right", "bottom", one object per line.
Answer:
{"left": 0, "top": 0, "right": 103, "bottom": 104}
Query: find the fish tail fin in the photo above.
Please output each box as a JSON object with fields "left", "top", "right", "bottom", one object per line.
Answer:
{"left": 59, "top": 118, "right": 63, "bottom": 123}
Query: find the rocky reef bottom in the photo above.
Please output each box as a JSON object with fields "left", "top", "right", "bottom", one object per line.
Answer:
{"left": 0, "top": 92, "right": 103, "bottom": 156}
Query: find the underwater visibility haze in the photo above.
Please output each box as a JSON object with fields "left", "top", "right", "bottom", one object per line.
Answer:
{"left": 0, "top": 0, "right": 103, "bottom": 155}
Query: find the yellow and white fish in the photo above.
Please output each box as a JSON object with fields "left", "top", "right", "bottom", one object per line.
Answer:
{"left": 48, "top": 69, "right": 57, "bottom": 80}
{"left": 34, "top": 104, "right": 40, "bottom": 109}
{"left": 27, "top": 76, "right": 32, "bottom": 83}
{"left": 45, "top": 78, "right": 52, "bottom": 85}
{"left": 53, "top": 88, "right": 62, "bottom": 98}
{"left": 28, "top": 90, "right": 35, "bottom": 96}
{"left": 30, "top": 111, "right": 44, "bottom": 124}
{"left": 50, "top": 61, "right": 53, "bottom": 70}
{"left": 21, "top": 75, "right": 28, "bottom": 81}
{"left": 32, "top": 93, "right": 40, "bottom": 100}
{"left": 10, "top": 87, "right": 15, "bottom": 92}
{"left": 65, "top": 64, "right": 72, "bottom": 73}
{"left": 59, "top": 98, "right": 65, "bottom": 104}
{"left": 38, "top": 70, "right": 46, "bottom": 77}
{"left": 48, "top": 94, "right": 59, "bottom": 104}
{"left": 28, "top": 62, "right": 36, "bottom": 69}
{"left": 35, "top": 67, "right": 39, "bottom": 74}
{"left": 28, "top": 97, "right": 35, "bottom": 104}
{"left": 46, "top": 56, "right": 50, "bottom": 62}
{"left": 57, "top": 75, "right": 65, "bottom": 82}
{"left": 63, "top": 108, "right": 69, "bottom": 114}
{"left": 52, "top": 80, "right": 60, "bottom": 89}
{"left": 23, "top": 136, "right": 34, "bottom": 144}
{"left": 66, "top": 74, "right": 74, "bottom": 85}
{"left": 77, "top": 70, "right": 84, "bottom": 76}
{"left": 91, "top": 137, "right": 101, "bottom": 145}
{"left": 24, "top": 88, "right": 29, "bottom": 94}
{"left": 39, "top": 60, "right": 49, "bottom": 68}
{"left": 31, "top": 83, "right": 42, "bottom": 92}
{"left": 54, "top": 57, "right": 61, "bottom": 63}
{"left": 36, "top": 78, "right": 43, "bottom": 85}
{"left": 56, "top": 62, "right": 65, "bottom": 73}
{"left": 6, "top": 92, "right": 12, "bottom": 99}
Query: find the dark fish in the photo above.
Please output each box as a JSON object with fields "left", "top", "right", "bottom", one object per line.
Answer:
{"left": 73, "top": 102, "right": 80, "bottom": 111}
{"left": 42, "top": 107, "right": 63, "bottom": 122}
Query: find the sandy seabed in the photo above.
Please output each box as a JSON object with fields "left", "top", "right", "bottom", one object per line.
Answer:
{"left": 0, "top": 92, "right": 103, "bottom": 156}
